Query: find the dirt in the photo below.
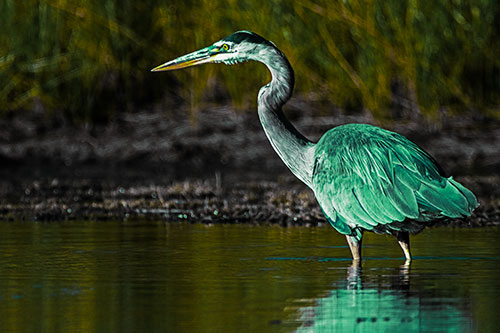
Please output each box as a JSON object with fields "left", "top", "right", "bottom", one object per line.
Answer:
{"left": 0, "top": 98, "right": 499, "bottom": 226}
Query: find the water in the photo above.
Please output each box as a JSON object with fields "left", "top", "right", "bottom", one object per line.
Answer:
{"left": 0, "top": 221, "right": 499, "bottom": 332}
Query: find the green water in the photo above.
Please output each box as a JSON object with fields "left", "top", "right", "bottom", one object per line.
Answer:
{"left": 0, "top": 222, "right": 499, "bottom": 332}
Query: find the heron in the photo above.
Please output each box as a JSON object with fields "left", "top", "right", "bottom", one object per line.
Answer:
{"left": 151, "top": 31, "right": 478, "bottom": 261}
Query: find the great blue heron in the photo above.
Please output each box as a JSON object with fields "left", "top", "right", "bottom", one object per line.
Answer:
{"left": 151, "top": 31, "right": 478, "bottom": 261}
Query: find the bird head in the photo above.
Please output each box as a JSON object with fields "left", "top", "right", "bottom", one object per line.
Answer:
{"left": 151, "top": 31, "right": 275, "bottom": 72}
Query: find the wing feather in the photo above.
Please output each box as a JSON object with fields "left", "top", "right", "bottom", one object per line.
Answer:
{"left": 354, "top": 186, "right": 404, "bottom": 223}
{"left": 312, "top": 124, "right": 478, "bottom": 234}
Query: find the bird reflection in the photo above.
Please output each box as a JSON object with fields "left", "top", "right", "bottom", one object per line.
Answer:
{"left": 346, "top": 260, "right": 362, "bottom": 290}
{"left": 293, "top": 260, "right": 471, "bottom": 332}
{"left": 346, "top": 260, "right": 410, "bottom": 293}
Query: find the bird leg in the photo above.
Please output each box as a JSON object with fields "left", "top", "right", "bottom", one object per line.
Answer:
{"left": 396, "top": 231, "right": 412, "bottom": 261}
{"left": 346, "top": 234, "right": 362, "bottom": 261}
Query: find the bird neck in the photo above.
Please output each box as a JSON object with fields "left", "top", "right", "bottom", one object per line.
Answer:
{"left": 256, "top": 47, "right": 315, "bottom": 188}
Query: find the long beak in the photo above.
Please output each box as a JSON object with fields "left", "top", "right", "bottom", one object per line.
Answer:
{"left": 151, "top": 46, "right": 214, "bottom": 72}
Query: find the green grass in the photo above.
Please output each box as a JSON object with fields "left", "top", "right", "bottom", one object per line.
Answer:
{"left": 1, "top": 0, "right": 499, "bottom": 123}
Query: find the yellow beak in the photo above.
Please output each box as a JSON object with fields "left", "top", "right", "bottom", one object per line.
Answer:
{"left": 151, "top": 46, "right": 214, "bottom": 72}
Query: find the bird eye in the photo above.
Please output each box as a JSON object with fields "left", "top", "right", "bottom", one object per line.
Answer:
{"left": 222, "top": 44, "right": 229, "bottom": 51}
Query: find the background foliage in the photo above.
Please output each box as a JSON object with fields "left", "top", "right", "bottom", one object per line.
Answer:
{"left": 1, "top": 0, "right": 499, "bottom": 122}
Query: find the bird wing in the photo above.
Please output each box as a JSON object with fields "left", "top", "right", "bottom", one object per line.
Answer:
{"left": 312, "top": 124, "right": 478, "bottom": 237}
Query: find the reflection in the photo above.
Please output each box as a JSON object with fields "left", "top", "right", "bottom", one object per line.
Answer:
{"left": 2, "top": 223, "right": 497, "bottom": 331}
{"left": 292, "top": 261, "right": 473, "bottom": 332}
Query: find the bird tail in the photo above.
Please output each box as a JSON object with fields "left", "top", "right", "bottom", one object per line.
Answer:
{"left": 416, "top": 176, "right": 479, "bottom": 219}
{"left": 447, "top": 177, "right": 479, "bottom": 213}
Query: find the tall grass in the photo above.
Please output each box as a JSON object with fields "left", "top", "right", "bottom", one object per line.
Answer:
{"left": 1, "top": 0, "right": 499, "bottom": 123}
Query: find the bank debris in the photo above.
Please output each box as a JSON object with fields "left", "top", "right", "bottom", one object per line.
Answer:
{"left": 0, "top": 174, "right": 498, "bottom": 227}
{"left": 1, "top": 102, "right": 499, "bottom": 226}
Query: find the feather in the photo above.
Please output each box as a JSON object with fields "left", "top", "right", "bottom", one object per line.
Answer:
{"left": 354, "top": 186, "right": 403, "bottom": 223}
{"left": 315, "top": 190, "right": 352, "bottom": 235}
{"left": 448, "top": 177, "right": 479, "bottom": 211}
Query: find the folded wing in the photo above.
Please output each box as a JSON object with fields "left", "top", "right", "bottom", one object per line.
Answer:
{"left": 312, "top": 124, "right": 478, "bottom": 237}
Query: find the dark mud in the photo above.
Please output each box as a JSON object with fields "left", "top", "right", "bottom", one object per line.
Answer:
{"left": 0, "top": 170, "right": 498, "bottom": 226}
{"left": 1, "top": 100, "right": 499, "bottom": 226}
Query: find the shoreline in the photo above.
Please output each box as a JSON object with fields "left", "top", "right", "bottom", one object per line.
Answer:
{"left": 1, "top": 104, "right": 499, "bottom": 225}
{"left": 1, "top": 171, "right": 497, "bottom": 227}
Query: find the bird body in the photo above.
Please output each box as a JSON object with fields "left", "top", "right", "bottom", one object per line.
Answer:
{"left": 152, "top": 31, "right": 478, "bottom": 261}
{"left": 313, "top": 123, "right": 477, "bottom": 239}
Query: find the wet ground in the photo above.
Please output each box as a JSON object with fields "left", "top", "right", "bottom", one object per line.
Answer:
{"left": 1, "top": 222, "right": 499, "bottom": 332}
{"left": 0, "top": 104, "right": 499, "bottom": 225}
{"left": 0, "top": 168, "right": 498, "bottom": 227}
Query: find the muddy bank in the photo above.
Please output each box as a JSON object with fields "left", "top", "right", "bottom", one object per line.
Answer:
{"left": 1, "top": 98, "right": 500, "bottom": 176}
{"left": 0, "top": 173, "right": 498, "bottom": 226}
{"left": 0, "top": 100, "right": 499, "bottom": 225}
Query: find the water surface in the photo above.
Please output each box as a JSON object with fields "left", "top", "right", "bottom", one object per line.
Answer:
{"left": 0, "top": 221, "right": 499, "bottom": 332}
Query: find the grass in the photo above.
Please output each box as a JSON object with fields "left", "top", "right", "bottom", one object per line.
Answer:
{"left": 1, "top": 0, "right": 499, "bottom": 123}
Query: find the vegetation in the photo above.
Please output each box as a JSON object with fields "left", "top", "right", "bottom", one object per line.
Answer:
{"left": 1, "top": 0, "right": 499, "bottom": 122}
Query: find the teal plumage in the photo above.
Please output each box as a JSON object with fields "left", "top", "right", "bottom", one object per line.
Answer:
{"left": 313, "top": 124, "right": 478, "bottom": 240}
